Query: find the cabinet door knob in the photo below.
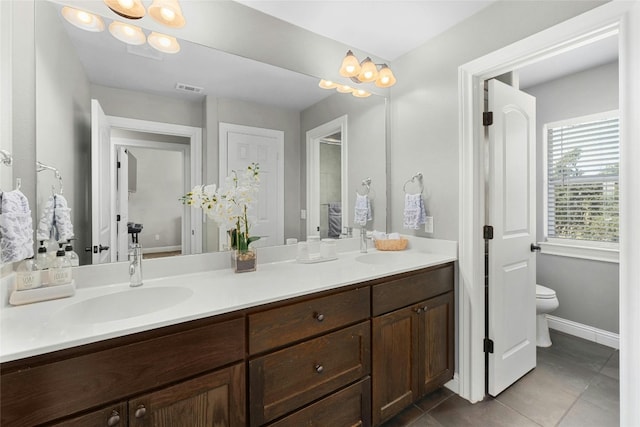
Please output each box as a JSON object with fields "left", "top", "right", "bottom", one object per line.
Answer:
{"left": 414, "top": 307, "right": 422, "bottom": 314}
{"left": 134, "top": 405, "right": 147, "bottom": 419}
{"left": 314, "top": 312, "right": 325, "bottom": 322}
{"left": 315, "top": 364, "right": 324, "bottom": 373}
{"left": 107, "top": 410, "right": 120, "bottom": 426}
{"left": 422, "top": 306, "right": 429, "bottom": 312}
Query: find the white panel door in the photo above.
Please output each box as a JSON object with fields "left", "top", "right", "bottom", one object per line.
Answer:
{"left": 487, "top": 79, "right": 537, "bottom": 396}
{"left": 220, "top": 123, "right": 284, "bottom": 249}
{"left": 90, "top": 99, "right": 114, "bottom": 264}
{"left": 116, "top": 147, "right": 129, "bottom": 262}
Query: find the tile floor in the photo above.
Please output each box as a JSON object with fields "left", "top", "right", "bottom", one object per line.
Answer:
{"left": 383, "top": 330, "right": 619, "bottom": 427}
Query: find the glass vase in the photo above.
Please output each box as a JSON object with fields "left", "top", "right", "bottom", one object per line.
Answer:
{"left": 232, "top": 248, "right": 257, "bottom": 273}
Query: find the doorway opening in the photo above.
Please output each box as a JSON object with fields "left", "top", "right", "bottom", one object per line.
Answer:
{"left": 458, "top": 4, "right": 638, "bottom": 419}
{"left": 306, "top": 115, "right": 349, "bottom": 239}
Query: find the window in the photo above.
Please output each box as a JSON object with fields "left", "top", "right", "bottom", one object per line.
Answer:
{"left": 544, "top": 111, "right": 619, "bottom": 248}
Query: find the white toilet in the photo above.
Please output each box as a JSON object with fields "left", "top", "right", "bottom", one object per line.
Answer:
{"left": 536, "top": 284, "right": 559, "bottom": 347}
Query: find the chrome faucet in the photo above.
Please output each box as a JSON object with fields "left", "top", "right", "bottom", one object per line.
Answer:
{"left": 129, "top": 243, "right": 143, "bottom": 287}
{"left": 360, "top": 226, "right": 370, "bottom": 253}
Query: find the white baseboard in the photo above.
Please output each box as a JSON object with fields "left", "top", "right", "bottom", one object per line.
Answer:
{"left": 143, "top": 245, "right": 181, "bottom": 254}
{"left": 445, "top": 373, "right": 460, "bottom": 394}
{"left": 547, "top": 314, "right": 619, "bottom": 349}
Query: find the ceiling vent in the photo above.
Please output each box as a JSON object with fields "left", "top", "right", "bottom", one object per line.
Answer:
{"left": 175, "top": 83, "right": 204, "bottom": 94}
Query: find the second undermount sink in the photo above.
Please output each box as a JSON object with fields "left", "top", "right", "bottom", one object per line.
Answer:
{"left": 53, "top": 286, "right": 194, "bottom": 324}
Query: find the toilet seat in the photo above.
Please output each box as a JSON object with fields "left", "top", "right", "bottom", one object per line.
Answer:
{"left": 536, "top": 284, "right": 556, "bottom": 299}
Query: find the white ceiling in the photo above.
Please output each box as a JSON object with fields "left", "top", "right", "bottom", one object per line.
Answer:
{"left": 236, "top": 0, "right": 495, "bottom": 61}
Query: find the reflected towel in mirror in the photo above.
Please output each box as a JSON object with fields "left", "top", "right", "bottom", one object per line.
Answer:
{"left": 0, "top": 190, "right": 34, "bottom": 263}
{"left": 37, "top": 194, "right": 74, "bottom": 242}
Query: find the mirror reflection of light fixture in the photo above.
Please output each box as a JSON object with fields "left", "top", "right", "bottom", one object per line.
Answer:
{"left": 149, "top": 0, "right": 186, "bottom": 28}
{"left": 103, "top": 0, "right": 146, "bottom": 20}
{"left": 148, "top": 32, "right": 181, "bottom": 53}
{"left": 352, "top": 89, "right": 371, "bottom": 98}
{"left": 318, "top": 79, "right": 338, "bottom": 89}
{"left": 109, "top": 21, "right": 146, "bottom": 45}
{"left": 336, "top": 84, "right": 354, "bottom": 94}
{"left": 61, "top": 6, "right": 105, "bottom": 32}
{"left": 339, "top": 50, "right": 397, "bottom": 88}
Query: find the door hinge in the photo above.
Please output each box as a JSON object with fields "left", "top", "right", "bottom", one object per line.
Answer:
{"left": 484, "top": 338, "right": 494, "bottom": 354}
{"left": 117, "top": 161, "right": 121, "bottom": 169}
{"left": 483, "top": 111, "right": 493, "bottom": 126}
{"left": 117, "top": 214, "right": 121, "bottom": 221}
{"left": 483, "top": 225, "right": 494, "bottom": 240}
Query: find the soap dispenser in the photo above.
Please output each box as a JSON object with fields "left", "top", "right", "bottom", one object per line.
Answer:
{"left": 15, "top": 257, "right": 42, "bottom": 291}
{"left": 64, "top": 239, "right": 80, "bottom": 267}
{"left": 49, "top": 243, "right": 72, "bottom": 285}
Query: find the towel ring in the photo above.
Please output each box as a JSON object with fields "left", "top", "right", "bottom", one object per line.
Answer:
{"left": 357, "top": 177, "right": 371, "bottom": 196}
{"left": 37, "top": 161, "right": 64, "bottom": 195}
{"left": 403, "top": 172, "right": 423, "bottom": 195}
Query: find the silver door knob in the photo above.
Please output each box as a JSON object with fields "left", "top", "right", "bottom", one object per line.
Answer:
{"left": 315, "top": 364, "right": 324, "bottom": 373}
{"left": 134, "top": 405, "right": 147, "bottom": 418}
{"left": 107, "top": 410, "right": 120, "bottom": 426}
{"left": 530, "top": 243, "right": 541, "bottom": 252}
{"left": 314, "top": 312, "right": 325, "bottom": 322}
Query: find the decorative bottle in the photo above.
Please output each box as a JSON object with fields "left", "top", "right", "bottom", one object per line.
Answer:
{"left": 15, "top": 257, "right": 42, "bottom": 291}
{"left": 64, "top": 239, "right": 80, "bottom": 267}
{"left": 49, "top": 244, "right": 72, "bottom": 285}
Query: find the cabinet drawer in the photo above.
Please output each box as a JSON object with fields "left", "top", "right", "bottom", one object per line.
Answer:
{"left": 249, "top": 287, "right": 370, "bottom": 355}
{"left": 372, "top": 263, "right": 453, "bottom": 315}
{"left": 268, "top": 378, "right": 371, "bottom": 427}
{"left": 1, "top": 317, "right": 245, "bottom": 427}
{"left": 249, "top": 321, "right": 371, "bottom": 426}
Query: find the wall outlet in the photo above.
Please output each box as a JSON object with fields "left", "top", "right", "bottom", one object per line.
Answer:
{"left": 424, "top": 216, "right": 434, "bottom": 233}
{"left": 300, "top": 209, "right": 307, "bottom": 220}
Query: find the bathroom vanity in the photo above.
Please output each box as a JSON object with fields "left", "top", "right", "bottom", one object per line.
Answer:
{"left": 0, "top": 240, "right": 456, "bottom": 426}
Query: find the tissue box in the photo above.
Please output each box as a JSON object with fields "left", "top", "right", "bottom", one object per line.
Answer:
{"left": 374, "top": 238, "right": 408, "bottom": 251}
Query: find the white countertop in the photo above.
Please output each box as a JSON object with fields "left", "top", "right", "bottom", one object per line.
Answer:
{"left": 0, "top": 237, "right": 456, "bottom": 363}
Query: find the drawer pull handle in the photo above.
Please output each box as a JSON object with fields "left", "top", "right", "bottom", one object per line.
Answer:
{"left": 107, "top": 410, "right": 120, "bottom": 426}
{"left": 314, "top": 312, "right": 325, "bottom": 322}
{"left": 134, "top": 405, "right": 147, "bottom": 419}
{"left": 315, "top": 364, "right": 324, "bottom": 373}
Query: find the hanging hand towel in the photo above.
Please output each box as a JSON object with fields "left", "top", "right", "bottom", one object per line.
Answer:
{"left": 37, "top": 194, "right": 74, "bottom": 242}
{"left": 0, "top": 190, "right": 34, "bottom": 263}
{"left": 354, "top": 193, "right": 372, "bottom": 226}
{"left": 403, "top": 193, "right": 427, "bottom": 230}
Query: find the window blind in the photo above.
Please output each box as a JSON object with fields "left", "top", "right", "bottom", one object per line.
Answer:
{"left": 547, "top": 116, "right": 619, "bottom": 243}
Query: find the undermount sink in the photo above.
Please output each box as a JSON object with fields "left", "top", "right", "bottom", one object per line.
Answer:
{"left": 54, "top": 286, "right": 193, "bottom": 324}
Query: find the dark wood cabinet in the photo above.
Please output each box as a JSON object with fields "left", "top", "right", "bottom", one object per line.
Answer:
{"left": 2, "top": 262, "right": 455, "bottom": 427}
{"left": 371, "top": 264, "right": 455, "bottom": 426}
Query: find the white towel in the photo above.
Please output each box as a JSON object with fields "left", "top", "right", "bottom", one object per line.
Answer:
{"left": 0, "top": 190, "right": 34, "bottom": 263}
{"left": 403, "top": 193, "right": 427, "bottom": 230}
{"left": 37, "top": 194, "right": 74, "bottom": 242}
{"left": 354, "top": 194, "right": 372, "bottom": 226}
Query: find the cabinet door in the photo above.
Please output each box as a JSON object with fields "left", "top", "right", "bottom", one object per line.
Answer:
{"left": 418, "top": 292, "right": 455, "bottom": 396}
{"left": 129, "top": 363, "right": 245, "bottom": 427}
{"left": 371, "top": 304, "right": 421, "bottom": 426}
{"left": 49, "top": 403, "right": 127, "bottom": 427}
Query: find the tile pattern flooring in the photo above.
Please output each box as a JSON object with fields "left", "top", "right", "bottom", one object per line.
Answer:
{"left": 383, "top": 330, "right": 619, "bottom": 427}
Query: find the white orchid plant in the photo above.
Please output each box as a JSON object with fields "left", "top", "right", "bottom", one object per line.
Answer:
{"left": 182, "top": 163, "right": 260, "bottom": 252}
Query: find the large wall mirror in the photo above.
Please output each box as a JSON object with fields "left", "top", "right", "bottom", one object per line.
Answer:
{"left": 35, "top": 0, "right": 388, "bottom": 266}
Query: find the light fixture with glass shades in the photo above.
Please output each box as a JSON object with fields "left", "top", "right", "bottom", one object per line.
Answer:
{"left": 318, "top": 79, "right": 338, "bottom": 90}
{"left": 148, "top": 32, "right": 181, "bottom": 53}
{"left": 104, "top": 0, "right": 146, "bottom": 20}
{"left": 318, "top": 80, "right": 371, "bottom": 98}
{"left": 61, "top": 6, "right": 105, "bottom": 32}
{"left": 339, "top": 50, "right": 397, "bottom": 88}
{"left": 148, "top": 0, "right": 186, "bottom": 28}
{"left": 109, "top": 21, "right": 146, "bottom": 45}
{"left": 352, "top": 88, "right": 372, "bottom": 98}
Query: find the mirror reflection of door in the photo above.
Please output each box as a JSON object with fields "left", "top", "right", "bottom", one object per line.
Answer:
{"left": 306, "top": 115, "right": 348, "bottom": 240}
{"left": 319, "top": 132, "right": 342, "bottom": 239}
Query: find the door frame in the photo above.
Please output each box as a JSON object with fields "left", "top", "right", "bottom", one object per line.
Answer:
{"left": 111, "top": 138, "right": 191, "bottom": 261}
{"left": 218, "top": 122, "right": 285, "bottom": 249}
{"left": 458, "top": 3, "right": 640, "bottom": 422}
{"left": 106, "top": 116, "right": 203, "bottom": 256}
{"left": 305, "top": 115, "right": 349, "bottom": 238}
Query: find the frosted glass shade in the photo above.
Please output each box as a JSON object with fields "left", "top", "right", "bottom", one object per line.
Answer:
{"left": 149, "top": 0, "right": 186, "bottom": 28}
{"left": 148, "top": 32, "right": 181, "bottom": 53}
{"left": 339, "top": 51, "right": 361, "bottom": 77}
{"left": 61, "top": 7, "right": 105, "bottom": 32}
{"left": 103, "top": 0, "right": 145, "bottom": 19}
{"left": 109, "top": 21, "right": 146, "bottom": 45}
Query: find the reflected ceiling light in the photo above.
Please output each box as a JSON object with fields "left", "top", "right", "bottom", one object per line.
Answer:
{"left": 109, "top": 21, "right": 146, "bottom": 45}
{"left": 336, "top": 84, "right": 354, "bottom": 94}
{"left": 149, "top": 0, "right": 186, "bottom": 28}
{"left": 61, "top": 6, "right": 105, "bottom": 32}
{"left": 375, "top": 64, "right": 397, "bottom": 88}
{"left": 352, "top": 89, "right": 372, "bottom": 98}
{"left": 148, "top": 32, "right": 181, "bottom": 53}
{"left": 318, "top": 79, "right": 338, "bottom": 89}
{"left": 338, "top": 50, "right": 397, "bottom": 88}
{"left": 103, "top": 0, "right": 146, "bottom": 19}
